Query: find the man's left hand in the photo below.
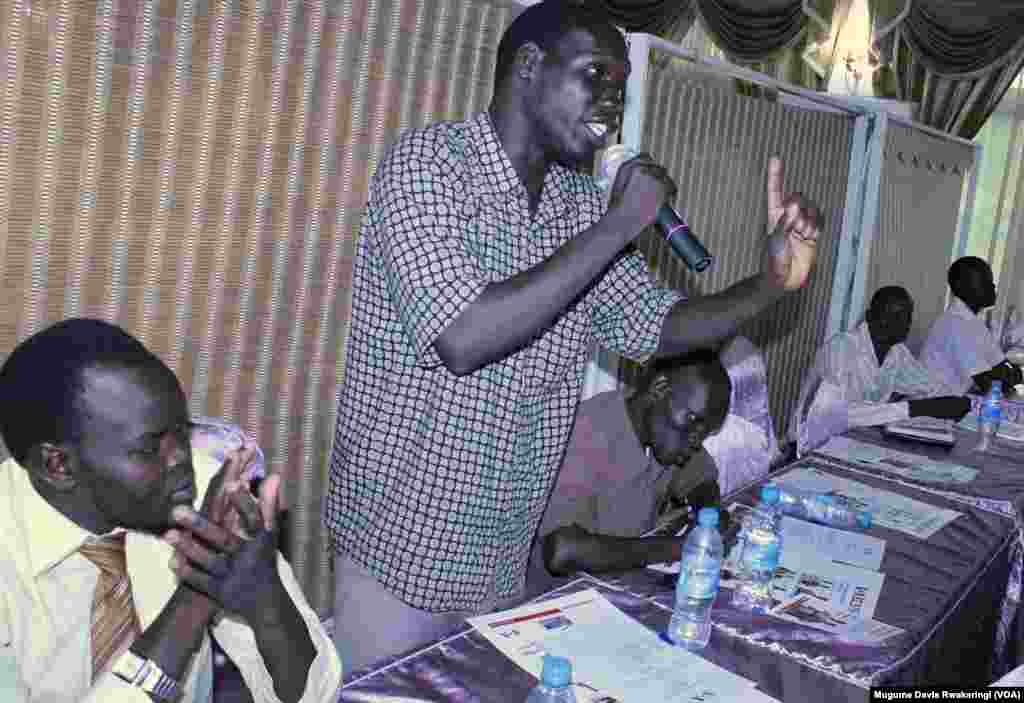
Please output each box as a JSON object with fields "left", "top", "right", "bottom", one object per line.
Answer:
{"left": 763, "top": 156, "right": 823, "bottom": 291}
{"left": 168, "top": 488, "right": 285, "bottom": 624}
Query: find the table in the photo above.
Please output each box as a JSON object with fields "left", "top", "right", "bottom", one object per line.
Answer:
{"left": 816, "top": 425, "right": 1024, "bottom": 673}
{"left": 337, "top": 448, "right": 1017, "bottom": 703}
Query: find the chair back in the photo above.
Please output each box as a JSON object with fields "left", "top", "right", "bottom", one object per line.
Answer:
{"left": 704, "top": 336, "right": 779, "bottom": 496}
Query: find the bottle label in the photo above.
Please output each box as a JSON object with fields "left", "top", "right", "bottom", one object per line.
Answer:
{"left": 982, "top": 400, "right": 1002, "bottom": 423}
{"left": 680, "top": 559, "right": 721, "bottom": 599}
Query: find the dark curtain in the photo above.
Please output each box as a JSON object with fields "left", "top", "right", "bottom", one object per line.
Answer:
{"left": 698, "top": 0, "right": 808, "bottom": 62}
{"left": 585, "top": 0, "right": 699, "bottom": 41}
{"left": 585, "top": 0, "right": 1024, "bottom": 137}
{"left": 584, "top": 0, "right": 828, "bottom": 57}
{"left": 871, "top": 0, "right": 1024, "bottom": 138}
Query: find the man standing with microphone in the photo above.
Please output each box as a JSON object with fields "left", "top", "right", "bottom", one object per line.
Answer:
{"left": 326, "top": 0, "right": 823, "bottom": 671}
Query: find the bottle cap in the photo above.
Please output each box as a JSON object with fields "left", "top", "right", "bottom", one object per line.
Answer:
{"left": 760, "top": 484, "right": 780, "bottom": 504}
{"left": 697, "top": 507, "right": 720, "bottom": 527}
{"left": 857, "top": 511, "right": 872, "bottom": 528}
{"left": 540, "top": 654, "right": 572, "bottom": 688}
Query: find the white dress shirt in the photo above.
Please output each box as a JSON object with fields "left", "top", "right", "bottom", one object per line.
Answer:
{"left": 0, "top": 451, "right": 342, "bottom": 703}
{"left": 920, "top": 296, "right": 1006, "bottom": 394}
{"left": 792, "top": 321, "right": 954, "bottom": 438}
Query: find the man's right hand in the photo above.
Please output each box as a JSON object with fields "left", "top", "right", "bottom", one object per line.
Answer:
{"left": 607, "top": 152, "right": 676, "bottom": 236}
{"left": 908, "top": 396, "right": 972, "bottom": 421}
{"left": 763, "top": 157, "right": 822, "bottom": 291}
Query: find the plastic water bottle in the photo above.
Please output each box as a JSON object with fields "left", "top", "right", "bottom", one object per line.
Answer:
{"left": 775, "top": 485, "right": 872, "bottom": 529}
{"left": 734, "top": 485, "right": 783, "bottom": 612}
{"left": 525, "top": 655, "right": 577, "bottom": 703}
{"left": 975, "top": 380, "right": 1004, "bottom": 453}
{"left": 668, "top": 507, "right": 723, "bottom": 650}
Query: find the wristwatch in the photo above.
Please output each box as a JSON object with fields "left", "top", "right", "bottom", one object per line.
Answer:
{"left": 111, "top": 650, "right": 181, "bottom": 701}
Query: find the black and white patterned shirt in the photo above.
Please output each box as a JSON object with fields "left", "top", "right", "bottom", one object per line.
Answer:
{"left": 326, "top": 112, "right": 683, "bottom": 613}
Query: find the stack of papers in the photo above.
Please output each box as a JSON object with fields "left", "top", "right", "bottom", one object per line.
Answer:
{"left": 750, "top": 520, "right": 894, "bottom": 641}
{"left": 883, "top": 417, "right": 955, "bottom": 446}
{"left": 470, "top": 589, "right": 780, "bottom": 703}
{"left": 817, "top": 436, "right": 978, "bottom": 484}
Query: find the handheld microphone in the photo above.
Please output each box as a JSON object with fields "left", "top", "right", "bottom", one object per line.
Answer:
{"left": 598, "top": 145, "right": 713, "bottom": 273}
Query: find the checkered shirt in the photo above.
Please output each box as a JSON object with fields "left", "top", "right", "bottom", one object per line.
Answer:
{"left": 325, "top": 112, "right": 683, "bottom": 613}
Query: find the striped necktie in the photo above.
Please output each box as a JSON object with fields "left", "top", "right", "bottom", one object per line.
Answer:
{"left": 78, "top": 533, "right": 142, "bottom": 680}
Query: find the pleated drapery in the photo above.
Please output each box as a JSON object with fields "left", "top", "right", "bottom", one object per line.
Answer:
{"left": 0, "top": 0, "right": 514, "bottom": 614}
{"left": 871, "top": 0, "right": 1024, "bottom": 138}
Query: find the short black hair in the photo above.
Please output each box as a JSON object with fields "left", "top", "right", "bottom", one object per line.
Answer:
{"left": 639, "top": 349, "right": 732, "bottom": 401}
{"left": 948, "top": 256, "right": 991, "bottom": 291}
{"left": 868, "top": 285, "right": 912, "bottom": 312}
{"left": 0, "top": 318, "right": 162, "bottom": 464}
{"left": 494, "top": 0, "right": 622, "bottom": 88}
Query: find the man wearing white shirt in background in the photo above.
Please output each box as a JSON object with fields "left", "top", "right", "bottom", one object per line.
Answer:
{"left": 792, "top": 286, "right": 971, "bottom": 440}
{"left": 0, "top": 318, "right": 342, "bottom": 703}
{"left": 921, "top": 256, "right": 1023, "bottom": 395}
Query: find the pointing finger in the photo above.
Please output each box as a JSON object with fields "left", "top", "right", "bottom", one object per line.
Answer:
{"left": 258, "top": 474, "right": 283, "bottom": 533}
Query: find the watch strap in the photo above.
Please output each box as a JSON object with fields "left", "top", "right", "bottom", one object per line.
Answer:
{"left": 112, "top": 650, "right": 180, "bottom": 701}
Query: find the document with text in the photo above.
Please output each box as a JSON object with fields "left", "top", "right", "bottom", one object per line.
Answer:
{"left": 469, "top": 589, "right": 779, "bottom": 703}
{"left": 816, "top": 436, "right": 977, "bottom": 483}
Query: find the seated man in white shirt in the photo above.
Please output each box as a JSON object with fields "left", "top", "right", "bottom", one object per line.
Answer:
{"left": 921, "top": 256, "right": 1022, "bottom": 394}
{"left": 792, "top": 286, "right": 971, "bottom": 440}
{"left": 0, "top": 318, "right": 342, "bottom": 703}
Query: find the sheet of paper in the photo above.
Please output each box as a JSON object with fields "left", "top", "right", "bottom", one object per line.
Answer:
{"left": 773, "top": 464, "right": 962, "bottom": 539}
{"left": 776, "top": 511, "right": 886, "bottom": 570}
{"left": 768, "top": 594, "right": 903, "bottom": 642}
{"left": 469, "top": 589, "right": 767, "bottom": 703}
{"left": 770, "top": 549, "right": 884, "bottom": 620}
{"left": 839, "top": 618, "right": 905, "bottom": 644}
{"left": 991, "top": 663, "right": 1024, "bottom": 687}
{"left": 817, "top": 436, "right": 977, "bottom": 484}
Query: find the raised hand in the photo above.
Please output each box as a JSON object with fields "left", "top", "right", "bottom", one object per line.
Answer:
{"left": 168, "top": 486, "right": 283, "bottom": 624}
{"left": 763, "top": 156, "right": 823, "bottom": 291}
{"left": 200, "top": 443, "right": 257, "bottom": 531}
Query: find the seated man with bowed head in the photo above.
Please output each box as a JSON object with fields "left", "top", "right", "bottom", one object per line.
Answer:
{"left": 527, "top": 351, "right": 730, "bottom": 594}
{"left": 0, "top": 319, "right": 341, "bottom": 703}
{"left": 792, "top": 285, "right": 971, "bottom": 442}
{"left": 921, "top": 256, "right": 1023, "bottom": 394}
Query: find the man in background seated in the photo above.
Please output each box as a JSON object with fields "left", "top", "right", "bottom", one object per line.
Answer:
{"left": 0, "top": 319, "right": 341, "bottom": 703}
{"left": 526, "top": 352, "right": 730, "bottom": 593}
{"left": 921, "top": 256, "right": 1022, "bottom": 394}
{"left": 792, "top": 285, "right": 971, "bottom": 441}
